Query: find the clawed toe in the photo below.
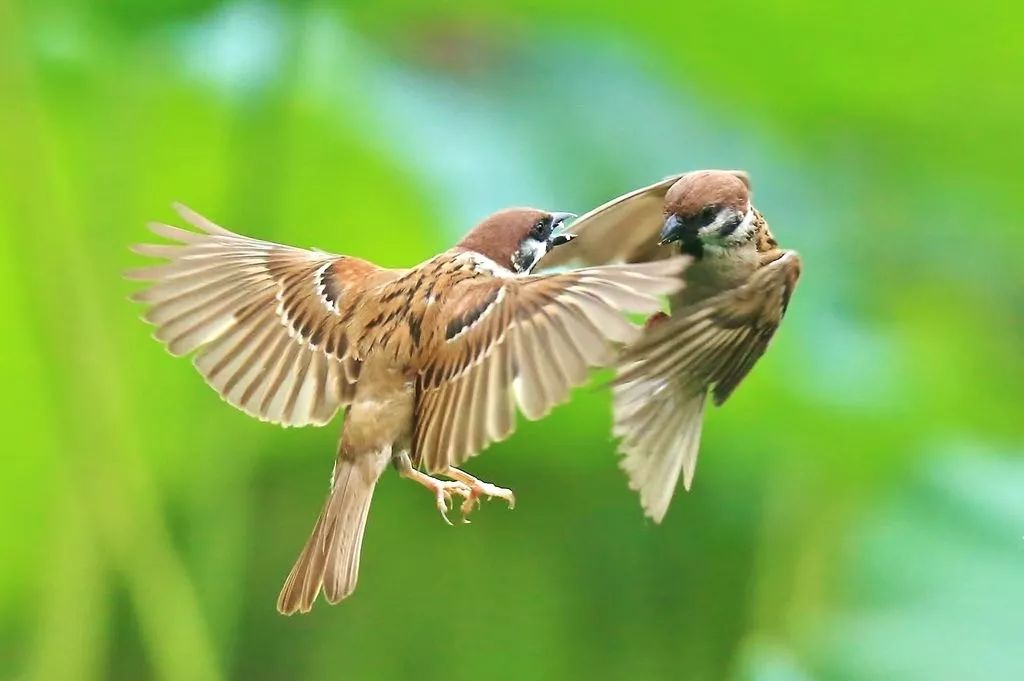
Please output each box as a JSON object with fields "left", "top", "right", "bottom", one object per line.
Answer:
{"left": 433, "top": 481, "right": 472, "bottom": 525}
{"left": 459, "top": 481, "right": 516, "bottom": 518}
{"left": 397, "top": 458, "right": 515, "bottom": 526}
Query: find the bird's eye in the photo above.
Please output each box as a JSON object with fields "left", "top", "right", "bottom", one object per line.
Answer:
{"left": 531, "top": 218, "right": 550, "bottom": 239}
{"left": 699, "top": 205, "right": 718, "bottom": 225}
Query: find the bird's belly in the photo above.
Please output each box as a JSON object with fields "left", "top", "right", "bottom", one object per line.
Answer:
{"left": 341, "top": 362, "right": 415, "bottom": 456}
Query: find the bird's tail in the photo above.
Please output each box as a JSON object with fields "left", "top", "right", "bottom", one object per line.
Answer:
{"left": 276, "top": 449, "right": 389, "bottom": 615}
{"left": 612, "top": 355, "right": 707, "bottom": 524}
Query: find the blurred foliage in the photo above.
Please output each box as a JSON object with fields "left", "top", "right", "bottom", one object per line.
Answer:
{"left": 1, "top": 1, "right": 1022, "bottom": 680}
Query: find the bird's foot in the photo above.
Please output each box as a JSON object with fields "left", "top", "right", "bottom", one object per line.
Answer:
{"left": 460, "top": 480, "right": 516, "bottom": 518}
{"left": 444, "top": 467, "right": 516, "bottom": 521}
{"left": 395, "top": 454, "right": 473, "bottom": 526}
{"left": 427, "top": 479, "right": 473, "bottom": 526}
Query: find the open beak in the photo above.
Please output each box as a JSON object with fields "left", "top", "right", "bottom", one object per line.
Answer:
{"left": 550, "top": 212, "right": 576, "bottom": 228}
{"left": 547, "top": 212, "right": 577, "bottom": 248}
{"left": 659, "top": 214, "right": 685, "bottom": 245}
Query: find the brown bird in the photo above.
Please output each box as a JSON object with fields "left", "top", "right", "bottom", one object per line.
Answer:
{"left": 128, "top": 204, "right": 685, "bottom": 613}
{"left": 540, "top": 170, "right": 801, "bottom": 522}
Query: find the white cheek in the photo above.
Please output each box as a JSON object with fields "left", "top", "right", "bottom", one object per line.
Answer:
{"left": 518, "top": 238, "right": 548, "bottom": 274}
{"left": 532, "top": 238, "right": 550, "bottom": 260}
{"left": 732, "top": 206, "right": 756, "bottom": 240}
{"left": 700, "top": 206, "right": 755, "bottom": 244}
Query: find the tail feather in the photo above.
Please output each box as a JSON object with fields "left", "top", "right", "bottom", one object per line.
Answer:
{"left": 613, "top": 364, "right": 706, "bottom": 523}
{"left": 276, "top": 450, "right": 388, "bottom": 615}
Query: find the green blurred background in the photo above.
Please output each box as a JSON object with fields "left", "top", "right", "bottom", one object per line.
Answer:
{"left": 2, "top": 1, "right": 1022, "bottom": 679}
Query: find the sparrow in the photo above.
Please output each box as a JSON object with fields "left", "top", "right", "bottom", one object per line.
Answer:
{"left": 128, "top": 203, "right": 685, "bottom": 613}
{"left": 539, "top": 170, "right": 801, "bottom": 522}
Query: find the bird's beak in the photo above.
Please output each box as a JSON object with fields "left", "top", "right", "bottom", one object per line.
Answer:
{"left": 547, "top": 212, "right": 578, "bottom": 249}
{"left": 659, "top": 214, "right": 685, "bottom": 245}
{"left": 550, "top": 212, "right": 576, "bottom": 229}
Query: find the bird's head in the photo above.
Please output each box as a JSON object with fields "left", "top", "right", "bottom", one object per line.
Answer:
{"left": 457, "top": 208, "right": 577, "bottom": 274}
{"left": 660, "top": 170, "right": 755, "bottom": 252}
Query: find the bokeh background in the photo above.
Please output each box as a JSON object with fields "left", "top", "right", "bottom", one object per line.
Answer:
{"left": 2, "top": 1, "right": 1023, "bottom": 679}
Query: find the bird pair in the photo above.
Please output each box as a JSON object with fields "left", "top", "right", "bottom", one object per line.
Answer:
{"left": 129, "top": 169, "right": 800, "bottom": 614}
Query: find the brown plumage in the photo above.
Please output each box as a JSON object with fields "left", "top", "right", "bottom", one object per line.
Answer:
{"left": 540, "top": 170, "right": 801, "bottom": 522}
{"left": 128, "top": 203, "right": 685, "bottom": 613}
{"left": 664, "top": 169, "right": 750, "bottom": 219}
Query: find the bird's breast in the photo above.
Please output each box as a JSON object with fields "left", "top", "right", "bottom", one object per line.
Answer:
{"left": 675, "top": 243, "right": 759, "bottom": 307}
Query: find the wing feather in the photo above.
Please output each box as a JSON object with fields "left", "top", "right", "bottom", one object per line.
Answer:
{"left": 413, "top": 257, "right": 687, "bottom": 473}
{"left": 537, "top": 175, "right": 682, "bottom": 269}
{"left": 612, "top": 251, "right": 801, "bottom": 520}
{"left": 129, "top": 204, "right": 399, "bottom": 427}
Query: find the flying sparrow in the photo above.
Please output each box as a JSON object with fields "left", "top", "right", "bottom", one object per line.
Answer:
{"left": 540, "top": 170, "right": 801, "bottom": 522}
{"left": 128, "top": 204, "right": 685, "bottom": 613}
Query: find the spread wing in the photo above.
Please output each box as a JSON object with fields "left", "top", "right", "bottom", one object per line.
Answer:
{"left": 412, "top": 257, "right": 688, "bottom": 473}
{"left": 537, "top": 174, "right": 682, "bottom": 269}
{"left": 127, "top": 204, "right": 400, "bottom": 427}
{"left": 612, "top": 251, "right": 801, "bottom": 520}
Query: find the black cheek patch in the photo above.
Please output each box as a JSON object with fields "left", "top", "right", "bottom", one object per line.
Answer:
{"left": 717, "top": 214, "right": 743, "bottom": 237}
{"left": 511, "top": 247, "right": 529, "bottom": 273}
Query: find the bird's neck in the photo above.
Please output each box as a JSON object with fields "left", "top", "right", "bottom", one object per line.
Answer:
{"left": 752, "top": 210, "right": 779, "bottom": 254}
{"left": 678, "top": 232, "right": 761, "bottom": 304}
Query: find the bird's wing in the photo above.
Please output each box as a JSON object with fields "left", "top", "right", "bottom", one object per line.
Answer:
{"left": 537, "top": 174, "right": 682, "bottom": 269}
{"left": 128, "top": 204, "right": 401, "bottom": 427}
{"left": 612, "top": 251, "right": 801, "bottom": 521}
{"left": 620, "top": 251, "right": 802, "bottom": 404}
{"left": 412, "top": 257, "right": 687, "bottom": 473}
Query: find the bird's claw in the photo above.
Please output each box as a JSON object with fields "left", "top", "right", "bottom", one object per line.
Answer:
{"left": 433, "top": 481, "right": 472, "bottom": 526}
{"left": 459, "top": 481, "right": 516, "bottom": 518}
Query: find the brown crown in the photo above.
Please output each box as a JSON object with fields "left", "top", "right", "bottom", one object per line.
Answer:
{"left": 455, "top": 207, "right": 550, "bottom": 270}
{"left": 665, "top": 170, "right": 751, "bottom": 219}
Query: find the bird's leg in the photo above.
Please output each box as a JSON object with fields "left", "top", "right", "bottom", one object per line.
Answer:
{"left": 394, "top": 453, "right": 471, "bottom": 526}
{"left": 443, "top": 467, "right": 516, "bottom": 519}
